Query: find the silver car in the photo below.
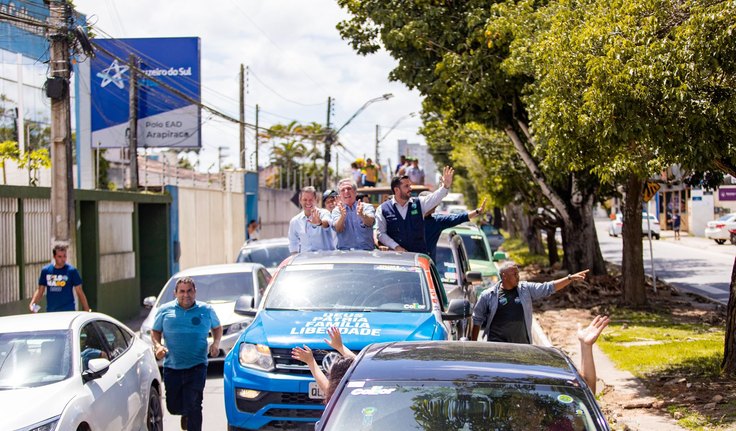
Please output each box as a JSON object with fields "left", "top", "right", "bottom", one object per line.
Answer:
{"left": 139, "top": 263, "right": 271, "bottom": 362}
{"left": 236, "top": 237, "right": 291, "bottom": 274}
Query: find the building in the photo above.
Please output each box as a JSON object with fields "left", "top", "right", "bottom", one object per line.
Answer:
{"left": 397, "top": 139, "right": 437, "bottom": 188}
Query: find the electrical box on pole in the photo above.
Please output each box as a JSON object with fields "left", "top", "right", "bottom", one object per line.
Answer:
{"left": 48, "top": 0, "right": 74, "bottom": 246}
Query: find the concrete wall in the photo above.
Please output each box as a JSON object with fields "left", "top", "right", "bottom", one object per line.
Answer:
{"left": 258, "top": 187, "right": 296, "bottom": 239}
{"left": 177, "top": 187, "right": 245, "bottom": 270}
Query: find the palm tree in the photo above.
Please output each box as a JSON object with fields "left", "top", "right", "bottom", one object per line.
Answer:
{"left": 270, "top": 140, "right": 307, "bottom": 189}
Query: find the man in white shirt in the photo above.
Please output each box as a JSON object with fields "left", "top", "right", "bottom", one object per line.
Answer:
{"left": 288, "top": 187, "right": 334, "bottom": 253}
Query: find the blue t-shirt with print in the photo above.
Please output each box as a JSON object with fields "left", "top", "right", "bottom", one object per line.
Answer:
{"left": 38, "top": 263, "right": 83, "bottom": 312}
{"left": 153, "top": 300, "right": 221, "bottom": 370}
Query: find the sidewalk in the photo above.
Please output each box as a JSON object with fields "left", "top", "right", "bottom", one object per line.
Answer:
{"left": 534, "top": 314, "right": 686, "bottom": 431}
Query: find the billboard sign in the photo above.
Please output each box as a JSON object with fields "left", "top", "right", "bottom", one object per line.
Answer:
{"left": 719, "top": 187, "right": 736, "bottom": 201}
{"left": 90, "top": 37, "right": 201, "bottom": 148}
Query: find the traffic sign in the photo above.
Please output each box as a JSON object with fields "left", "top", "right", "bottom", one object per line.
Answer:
{"left": 642, "top": 181, "right": 660, "bottom": 202}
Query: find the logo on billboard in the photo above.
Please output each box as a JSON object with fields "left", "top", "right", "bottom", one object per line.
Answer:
{"left": 96, "top": 59, "right": 129, "bottom": 89}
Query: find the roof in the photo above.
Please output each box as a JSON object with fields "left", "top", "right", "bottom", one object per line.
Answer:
{"left": 175, "top": 263, "right": 263, "bottom": 277}
{"left": 287, "top": 250, "right": 424, "bottom": 267}
{"left": 239, "top": 237, "right": 289, "bottom": 249}
{"left": 349, "top": 341, "right": 580, "bottom": 386}
{"left": 0, "top": 311, "right": 115, "bottom": 333}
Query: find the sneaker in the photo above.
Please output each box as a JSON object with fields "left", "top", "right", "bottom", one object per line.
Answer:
{"left": 180, "top": 416, "right": 187, "bottom": 430}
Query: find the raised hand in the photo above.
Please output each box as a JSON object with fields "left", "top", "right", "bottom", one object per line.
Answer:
{"left": 441, "top": 166, "right": 454, "bottom": 189}
{"left": 324, "top": 326, "right": 344, "bottom": 352}
{"left": 338, "top": 202, "right": 347, "bottom": 216}
{"left": 577, "top": 315, "right": 610, "bottom": 346}
{"left": 309, "top": 210, "right": 322, "bottom": 225}
{"left": 357, "top": 201, "right": 364, "bottom": 216}
{"left": 291, "top": 345, "right": 315, "bottom": 365}
{"left": 569, "top": 269, "right": 590, "bottom": 283}
{"left": 479, "top": 197, "right": 487, "bottom": 215}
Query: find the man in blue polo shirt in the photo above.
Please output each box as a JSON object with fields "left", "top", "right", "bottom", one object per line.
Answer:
{"left": 331, "top": 178, "right": 376, "bottom": 250}
{"left": 152, "top": 277, "right": 222, "bottom": 431}
{"left": 30, "top": 244, "right": 90, "bottom": 313}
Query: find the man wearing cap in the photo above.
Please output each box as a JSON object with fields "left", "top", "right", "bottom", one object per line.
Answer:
{"left": 288, "top": 186, "right": 335, "bottom": 254}
{"left": 375, "top": 166, "right": 454, "bottom": 254}
{"left": 332, "top": 179, "right": 376, "bottom": 250}
{"left": 471, "top": 263, "right": 589, "bottom": 344}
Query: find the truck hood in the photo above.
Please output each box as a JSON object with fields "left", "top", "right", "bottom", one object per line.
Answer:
{"left": 244, "top": 309, "right": 441, "bottom": 350}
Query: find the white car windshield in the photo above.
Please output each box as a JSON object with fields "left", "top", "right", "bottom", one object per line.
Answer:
{"left": 264, "top": 263, "right": 429, "bottom": 312}
{"left": 160, "top": 272, "right": 254, "bottom": 304}
{"left": 323, "top": 381, "right": 600, "bottom": 430}
{"left": 0, "top": 330, "right": 72, "bottom": 389}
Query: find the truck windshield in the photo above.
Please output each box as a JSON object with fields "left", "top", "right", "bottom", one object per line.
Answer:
{"left": 264, "top": 263, "right": 429, "bottom": 312}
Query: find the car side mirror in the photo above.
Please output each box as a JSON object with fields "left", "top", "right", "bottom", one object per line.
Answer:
{"left": 442, "top": 298, "right": 471, "bottom": 321}
{"left": 465, "top": 271, "right": 483, "bottom": 283}
{"left": 82, "top": 358, "right": 110, "bottom": 383}
{"left": 143, "top": 296, "right": 156, "bottom": 308}
{"left": 492, "top": 251, "right": 507, "bottom": 261}
{"left": 234, "top": 294, "right": 257, "bottom": 317}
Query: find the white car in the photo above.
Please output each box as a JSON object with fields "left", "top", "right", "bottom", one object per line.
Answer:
{"left": 608, "top": 213, "right": 661, "bottom": 239}
{"left": 705, "top": 213, "right": 736, "bottom": 244}
{"left": 140, "top": 263, "right": 271, "bottom": 361}
{"left": 236, "top": 237, "right": 291, "bottom": 274}
{"left": 0, "top": 312, "right": 163, "bottom": 431}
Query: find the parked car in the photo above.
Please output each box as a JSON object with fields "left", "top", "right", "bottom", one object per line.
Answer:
{"left": 236, "top": 237, "right": 291, "bottom": 274}
{"left": 705, "top": 213, "right": 736, "bottom": 244}
{"left": 0, "top": 312, "right": 163, "bottom": 431}
{"left": 608, "top": 213, "right": 661, "bottom": 239}
{"left": 478, "top": 222, "right": 505, "bottom": 251}
{"left": 441, "top": 224, "right": 506, "bottom": 285}
{"left": 140, "top": 263, "right": 271, "bottom": 362}
{"left": 224, "top": 250, "right": 472, "bottom": 430}
{"left": 316, "top": 341, "right": 609, "bottom": 430}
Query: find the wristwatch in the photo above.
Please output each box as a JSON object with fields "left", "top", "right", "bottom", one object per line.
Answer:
{"left": 567, "top": 274, "right": 572, "bottom": 280}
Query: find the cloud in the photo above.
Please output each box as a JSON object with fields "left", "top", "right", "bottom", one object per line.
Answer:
{"left": 75, "top": 0, "right": 425, "bottom": 173}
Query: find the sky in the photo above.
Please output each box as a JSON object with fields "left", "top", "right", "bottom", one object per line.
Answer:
{"left": 74, "top": 0, "right": 425, "bottom": 174}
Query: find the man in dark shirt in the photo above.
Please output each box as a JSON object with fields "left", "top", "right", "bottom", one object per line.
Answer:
{"left": 471, "top": 262, "right": 588, "bottom": 343}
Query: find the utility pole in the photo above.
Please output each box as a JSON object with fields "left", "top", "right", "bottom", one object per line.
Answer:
{"left": 48, "top": 0, "right": 73, "bottom": 245}
{"left": 239, "top": 64, "right": 246, "bottom": 169}
{"left": 375, "top": 124, "right": 380, "bottom": 168}
{"left": 255, "top": 104, "right": 260, "bottom": 172}
{"left": 128, "top": 54, "right": 139, "bottom": 191}
{"left": 322, "top": 96, "right": 332, "bottom": 191}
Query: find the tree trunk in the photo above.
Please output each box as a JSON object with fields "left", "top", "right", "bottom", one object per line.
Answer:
{"left": 722, "top": 256, "right": 736, "bottom": 376}
{"left": 545, "top": 227, "right": 559, "bottom": 266}
{"left": 559, "top": 183, "right": 607, "bottom": 275}
{"left": 525, "top": 215, "right": 544, "bottom": 255}
{"left": 621, "top": 173, "right": 647, "bottom": 306}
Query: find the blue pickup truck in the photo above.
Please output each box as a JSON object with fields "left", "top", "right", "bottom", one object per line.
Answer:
{"left": 223, "top": 250, "right": 473, "bottom": 430}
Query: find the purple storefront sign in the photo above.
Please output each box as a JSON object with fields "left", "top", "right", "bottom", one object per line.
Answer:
{"left": 719, "top": 188, "right": 736, "bottom": 201}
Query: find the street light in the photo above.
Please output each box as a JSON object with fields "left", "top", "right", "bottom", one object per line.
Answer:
{"left": 375, "top": 112, "right": 416, "bottom": 172}
{"left": 322, "top": 93, "right": 393, "bottom": 190}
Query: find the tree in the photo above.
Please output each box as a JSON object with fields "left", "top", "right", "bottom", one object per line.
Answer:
{"left": 0, "top": 140, "right": 20, "bottom": 184}
{"left": 18, "top": 148, "right": 51, "bottom": 186}
{"left": 337, "top": 0, "right": 607, "bottom": 275}
{"left": 270, "top": 140, "right": 307, "bottom": 189}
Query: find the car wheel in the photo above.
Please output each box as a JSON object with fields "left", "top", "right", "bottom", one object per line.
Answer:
{"left": 715, "top": 239, "right": 726, "bottom": 245}
{"left": 731, "top": 234, "right": 736, "bottom": 246}
{"left": 654, "top": 234, "right": 660, "bottom": 240}
{"left": 147, "top": 386, "right": 163, "bottom": 431}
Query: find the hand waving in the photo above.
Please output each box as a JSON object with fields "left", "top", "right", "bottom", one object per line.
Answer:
{"left": 441, "top": 166, "right": 454, "bottom": 189}
{"left": 577, "top": 315, "right": 610, "bottom": 346}
{"left": 291, "top": 345, "right": 315, "bottom": 365}
{"left": 324, "top": 326, "right": 344, "bottom": 352}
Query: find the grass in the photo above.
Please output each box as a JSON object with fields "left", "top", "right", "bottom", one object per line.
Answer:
{"left": 597, "top": 307, "right": 724, "bottom": 378}
{"left": 499, "top": 236, "right": 550, "bottom": 267}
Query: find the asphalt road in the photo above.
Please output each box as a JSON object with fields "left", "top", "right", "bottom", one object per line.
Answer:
{"left": 152, "top": 222, "right": 734, "bottom": 430}
{"left": 595, "top": 219, "right": 735, "bottom": 304}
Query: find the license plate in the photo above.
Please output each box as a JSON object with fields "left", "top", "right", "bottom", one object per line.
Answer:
{"left": 308, "top": 382, "right": 325, "bottom": 400}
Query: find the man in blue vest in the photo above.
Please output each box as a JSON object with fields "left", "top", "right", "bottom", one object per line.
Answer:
{"left": 375, "top": 166, "right": 454, "bottom": 253}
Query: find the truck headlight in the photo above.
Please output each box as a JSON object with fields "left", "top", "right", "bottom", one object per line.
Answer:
{"left": 238, "top": 343, "right": 274, "bottom": 371}
{"left": 225, "top": 321, "right": 247, "bottom": 335}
